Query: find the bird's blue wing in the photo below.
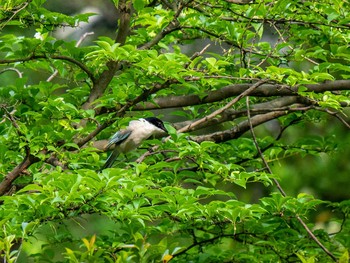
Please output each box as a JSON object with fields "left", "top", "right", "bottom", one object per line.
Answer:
{"left": 102, "top": 149, "right": 120, "bottom": 169}
{"left": 106, "top": 129, "right": 131, "bottom": 149}
{"left": 102, "top": 129, "right": 132, "bottom": 169}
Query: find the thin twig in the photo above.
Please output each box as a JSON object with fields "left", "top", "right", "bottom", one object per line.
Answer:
{"left": 0, "top": 2, "right": 29, "bottom": 30}
{"left": 1, "top": 54, "right": 95, "bottom": 83}
{"left": 47, "top": 32, "right": 94, "bottom": 82}
{"left": 271, "top": 23, "right": 319, "bottom": 66}
{"left": 190, "top": 43, "right": 211, "bottom": 60}
{"left": 0, "top": 68, "right": 23, "bottom": 78}
{"left": 323, "top": 108, "right": 350, "bottom": 129}
{"left": 245, "top": 96, "right": 337, "bottom": 262}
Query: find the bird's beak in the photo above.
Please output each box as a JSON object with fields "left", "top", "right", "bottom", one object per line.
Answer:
{"left": 161, "top": 125, "right": 168, "bottom": 134}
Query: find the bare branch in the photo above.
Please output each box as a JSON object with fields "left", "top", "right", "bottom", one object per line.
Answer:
{"left": 270, "top": 23, "right": 319, "bottom": 66}
{"left": 0, "top": 67, "right": 23, "bottom": 78}
{"left": 321, "top": 108, "right": 350, "bottom": 129}
{"left": 188, "top": 44, "right": 211, "bottom": 62}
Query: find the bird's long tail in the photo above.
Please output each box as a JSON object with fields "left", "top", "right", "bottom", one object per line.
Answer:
{"left": 102, "top": 149, "right": 120, "bottom": 169}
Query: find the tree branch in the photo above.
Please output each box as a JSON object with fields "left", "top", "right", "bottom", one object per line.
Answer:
{"left": 0, "top": 153, "right": 39, "bottom": 196}
{"left": 0, "top": 2, "right": 29, "bottom": 31}
{"left": 115, "top": 0, "right": 132, "bottom": 44}
{"left": 0, "top": 67, "right": 23, "bottom": 78}
{"left": 221, "top": 12, "right": 350, "bottom": 30}
{"left": 81, "top": 0, "right": 132, "bottom": 110}
{"left": 47, "top": 32, "right": 94, "bottom": 82}
{"left": 138, "top": 2, "right": 184, "bottom": 50}
{"left": 0, "top": 106, "right": 41, "bottom": 195}
{"left": 132, "top": 80, "right": 350, "bottom": 110}
{"left": 173, "top": 96, "right": 300, "bottom": 130}
{"left": 245, "top": 97, "right": 337, "bottom": 262}
{"left": 0, "top": 54, "right": 95, "bottom": 83}
{"left": 177, "top": 79, "right": 269, "bottom": 133}
{"left": 191, "top": 111, "right": 287, "bottom": 144}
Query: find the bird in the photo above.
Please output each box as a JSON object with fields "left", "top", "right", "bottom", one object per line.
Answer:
{"left": 102, "top": 117, "right": 168, "bottom": 169}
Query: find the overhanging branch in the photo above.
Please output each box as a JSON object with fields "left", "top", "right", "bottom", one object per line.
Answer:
{"left": 0, "top": 54, "right": 96, "bottom": 83}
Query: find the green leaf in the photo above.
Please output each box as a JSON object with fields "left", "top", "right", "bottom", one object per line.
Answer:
{"left": 133, "top": 0, "right": 145, "bottom": 11}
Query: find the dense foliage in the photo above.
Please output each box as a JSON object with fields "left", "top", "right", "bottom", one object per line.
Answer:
{"left": 0, "top": 0, "right": 349, "bottom": 262}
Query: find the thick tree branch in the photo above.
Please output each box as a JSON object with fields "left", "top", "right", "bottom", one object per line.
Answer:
{"left": 0, "top": 153, "right": 39, "bottom": 196}
{"left": 0, "top": 107, "right": 40, "bottom": 195}
{"left": 115, "top": 1, "right": 132, "bottom": 44}
{"left": 81, "top": 0, "right": 132, "bottom": 110}
{"left": 191, "top": 111, "right": 287, "bottom": 144}
{"left": 172, "top": 96, "right": 301, "bottom": 131}
{"left": 132, "top": 80, "right": 350, "bottom": 110}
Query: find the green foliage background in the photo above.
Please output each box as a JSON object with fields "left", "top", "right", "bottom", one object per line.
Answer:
{"left": 0, "top": 0, "right": 349, "bottom": 262}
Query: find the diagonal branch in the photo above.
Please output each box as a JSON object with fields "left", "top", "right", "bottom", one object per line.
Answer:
{"left": 177, "top": 79, "right": 269, "bottom": 133}
{"left": 0, "top": 153, "right": 39, "bottom": 196}
{"left": 0, "top": 2, "right": 29, "bottom": 30}
{"left": 138, "top": 2, "right": 184, "bottom": 50}
{"left": 0, "top": 107, "right": 40, "bottom": 196}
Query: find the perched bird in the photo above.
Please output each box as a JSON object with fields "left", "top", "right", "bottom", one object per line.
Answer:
{"left": 102, "top": 117, "right": 168, "bottom": 169}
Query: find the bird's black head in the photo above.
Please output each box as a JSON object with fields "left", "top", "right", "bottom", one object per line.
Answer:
{"left": 145, "top": 117, "right": 168, "bottom": 133}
